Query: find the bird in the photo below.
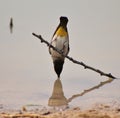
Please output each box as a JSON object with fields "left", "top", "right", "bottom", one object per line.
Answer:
{"left": 9, "top": 17, "right": 13, "bottom": 33}
{"left": 49, "top": 16, "right": 69, "bottom": 78}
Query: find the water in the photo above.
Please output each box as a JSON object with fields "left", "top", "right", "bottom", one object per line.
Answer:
{"left": 0, "top": 76, "right": 120, "bottom": 110}
{"left": 0, "top": 0, "right": 120, "bottom": 111}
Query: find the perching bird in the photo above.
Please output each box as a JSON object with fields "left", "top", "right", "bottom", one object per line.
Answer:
{"left": 49, "top": 16, "right": 69, "bottom": 78}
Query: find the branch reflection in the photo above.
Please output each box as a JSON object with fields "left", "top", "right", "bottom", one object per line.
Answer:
{"left": 68, "top": 78, "right": 113, "bottom": 103}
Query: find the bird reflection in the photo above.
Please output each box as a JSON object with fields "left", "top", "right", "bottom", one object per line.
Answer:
{"left": 48, "top": 78, "right": 68, "bottom": 109}
{"left": 9, "top": 17, "right": 13, "bottom": 33}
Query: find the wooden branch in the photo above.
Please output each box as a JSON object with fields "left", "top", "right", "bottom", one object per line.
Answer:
{"left": 67, "top": 78, "right": 113, "bottom": 103}
{"left": 32, "top": 33, "right": 118, "bottom": 79}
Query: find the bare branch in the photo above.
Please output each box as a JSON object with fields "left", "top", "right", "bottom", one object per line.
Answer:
{"left": 32, "top": 33, "right": 118, "bottom": 79}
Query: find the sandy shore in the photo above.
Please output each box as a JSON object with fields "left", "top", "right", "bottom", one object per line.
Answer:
{"left": 0, "top": 103, "right": 120, "bottom": 118}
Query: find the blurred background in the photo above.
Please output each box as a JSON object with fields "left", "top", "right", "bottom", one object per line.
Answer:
{"left": 0, "top": 0, "right": 120, "bottom": 110}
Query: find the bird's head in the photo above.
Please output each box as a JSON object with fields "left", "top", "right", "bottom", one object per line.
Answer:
{"left": 60, "top": 16, "right": 68, "bottom": 25}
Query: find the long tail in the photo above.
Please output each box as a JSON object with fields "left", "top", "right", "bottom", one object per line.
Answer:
{"left": 53, "top": 59, "right": 64, "bottom": 78}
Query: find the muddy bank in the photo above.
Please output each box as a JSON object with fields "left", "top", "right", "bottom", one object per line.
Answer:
{"left": 0, "top": 103, "right": 120, "bottom": 118}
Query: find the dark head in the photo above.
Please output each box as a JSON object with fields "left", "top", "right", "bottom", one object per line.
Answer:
{"left": 60, "top": 16, "right": 68, "bottom": 26}
{"left": 53, "top": 59, "right": 64, "bottom": 78}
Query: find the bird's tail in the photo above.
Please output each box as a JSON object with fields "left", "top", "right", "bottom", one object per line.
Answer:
{"left": 53, "top": 59, "right": 64, "bottom": 78}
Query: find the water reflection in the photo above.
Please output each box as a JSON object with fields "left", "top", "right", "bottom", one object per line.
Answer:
{"left": 67, "top": 78, "right": 113, "bottom": 103}
{"left": 48, "top": 78, "right": 113, "bottom": 108}
{"left": 48, "top": 78, "right": 68, "bottom": 108}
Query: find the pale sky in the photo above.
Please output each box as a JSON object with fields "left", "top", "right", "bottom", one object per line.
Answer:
{"left": 0, "top": 0, "right": 120, "bottom": 107}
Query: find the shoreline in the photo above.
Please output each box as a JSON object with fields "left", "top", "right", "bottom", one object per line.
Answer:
{"left": 0, "top": 103, "right": 120, "bottom": 118}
